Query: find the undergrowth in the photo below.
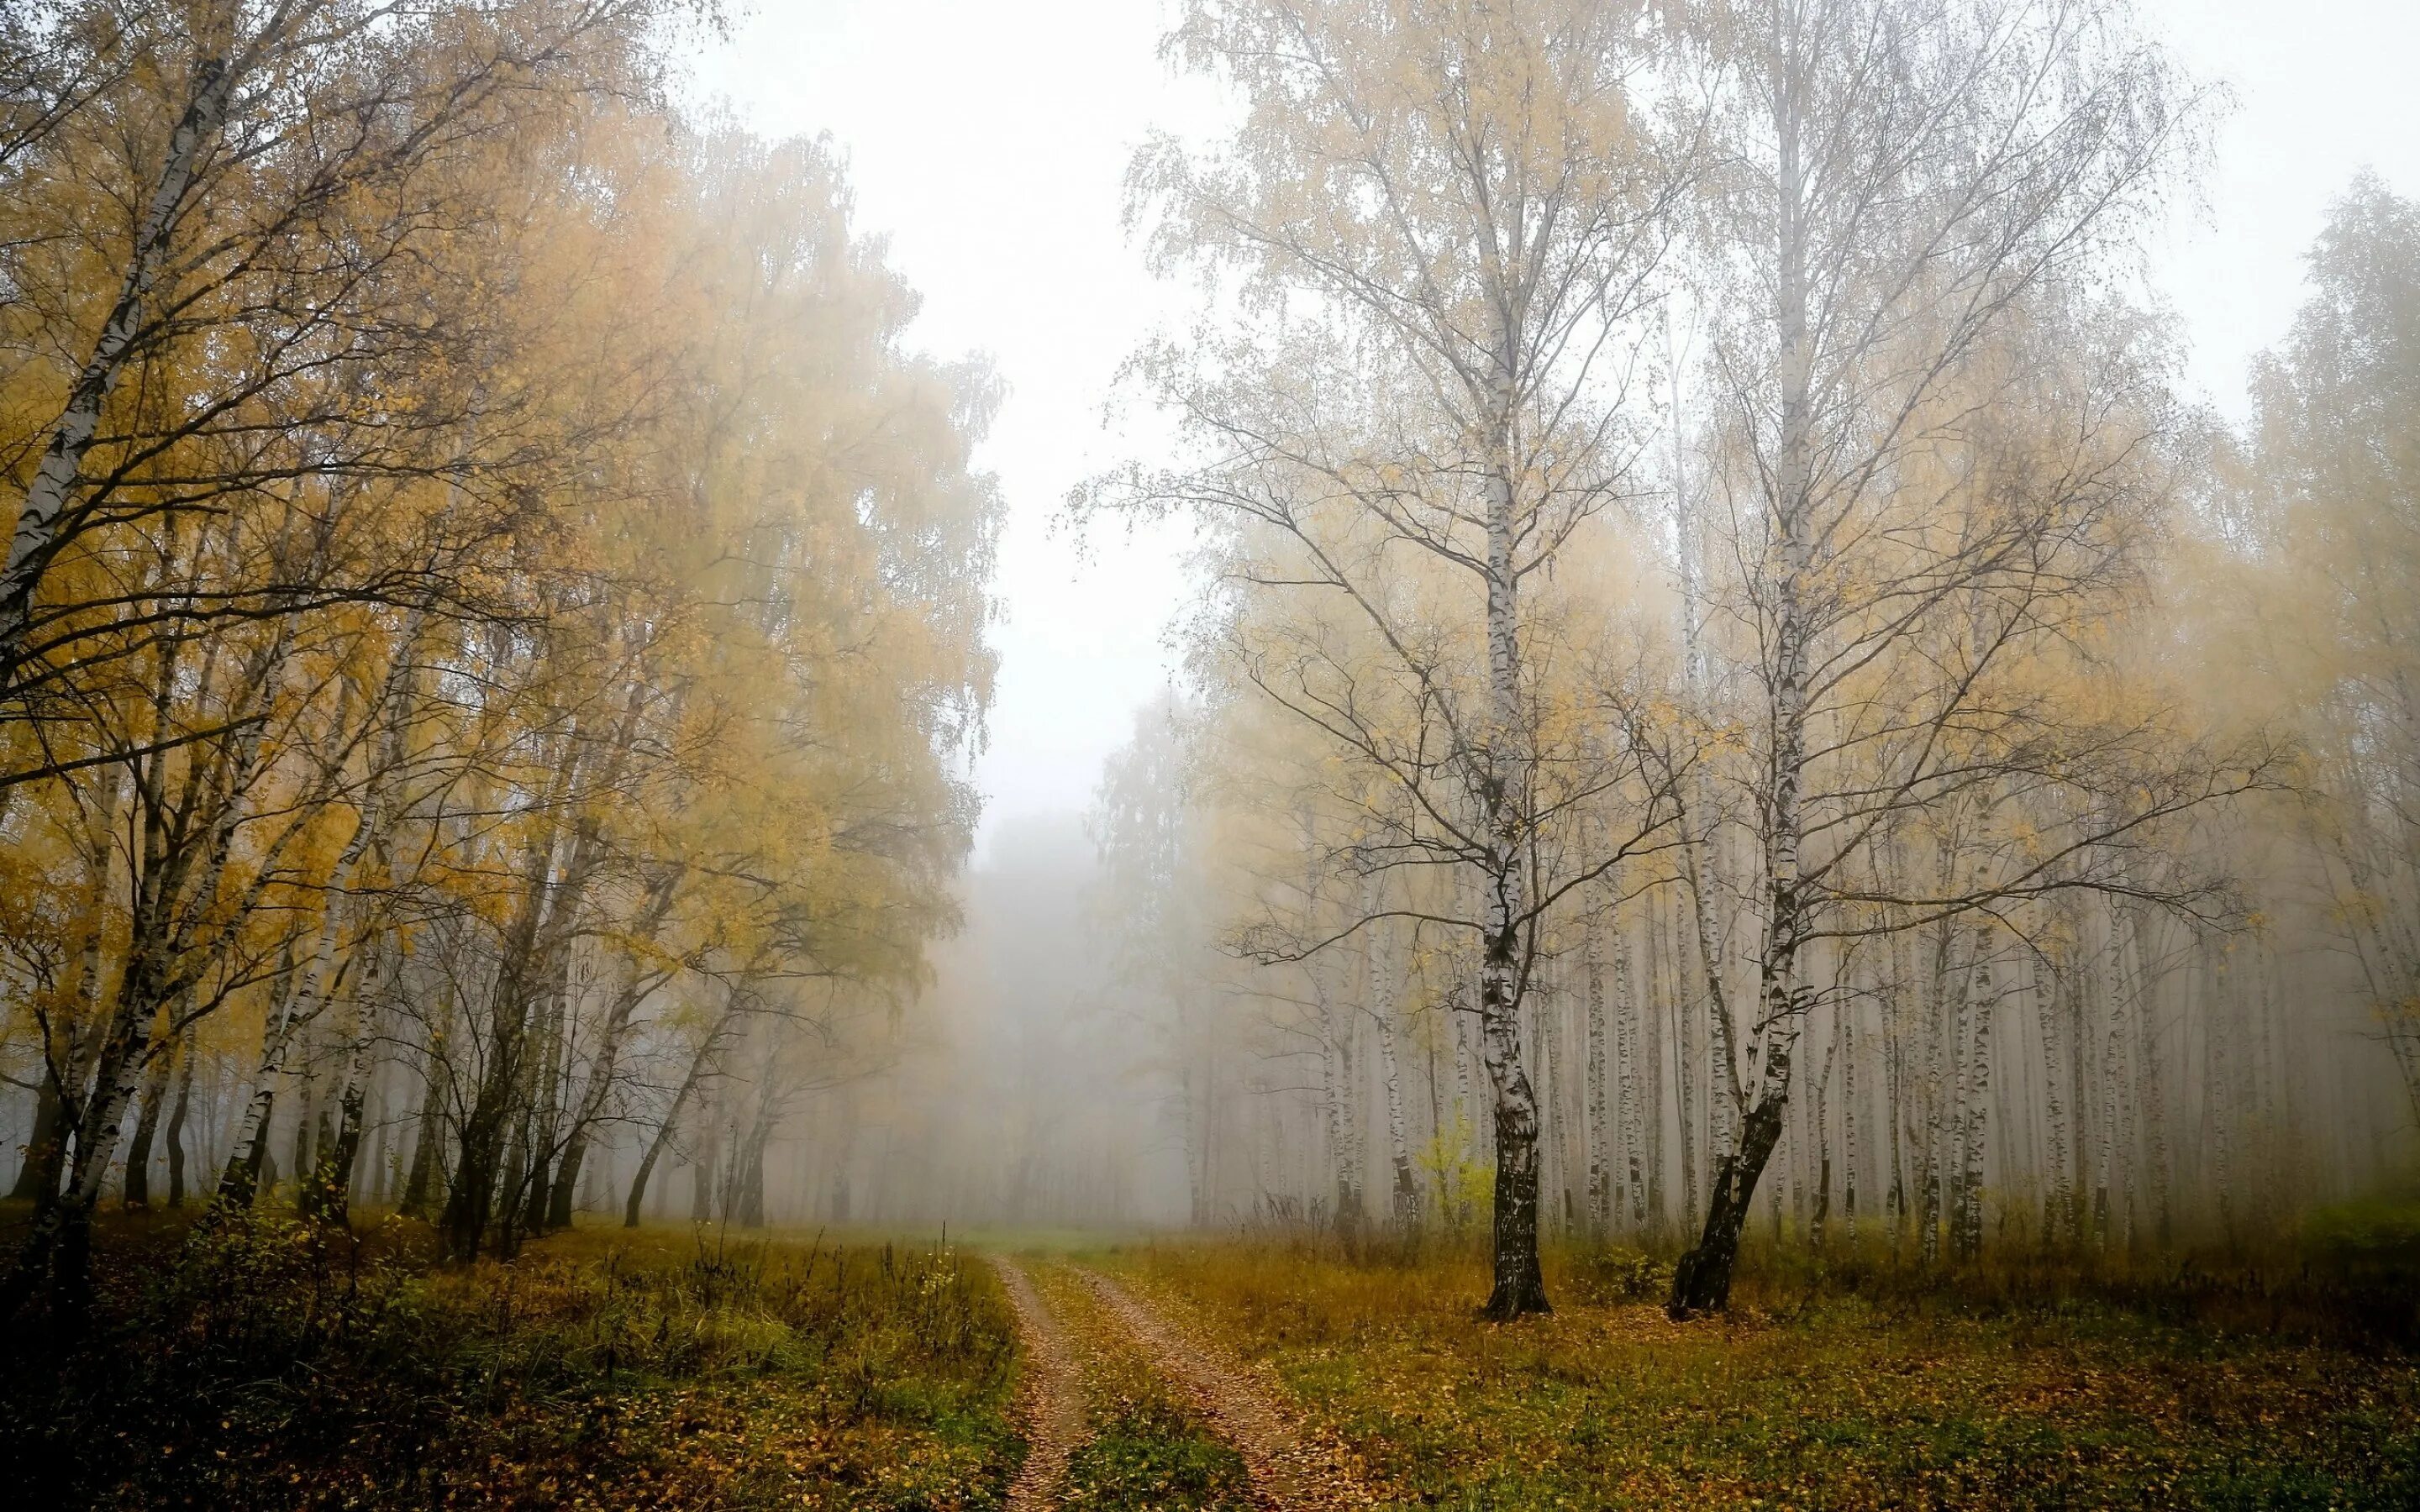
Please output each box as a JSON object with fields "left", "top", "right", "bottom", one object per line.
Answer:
{"left": 0, "top": 1211, "right": 1020, "bottom": 1510}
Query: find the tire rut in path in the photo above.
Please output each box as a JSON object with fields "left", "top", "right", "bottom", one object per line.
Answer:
{"left": 1073, "top": 1268, "right": 1370, "bottom": 1511}
{"left": 991, "top": 1256, "right": 1081, "bottom": 1512}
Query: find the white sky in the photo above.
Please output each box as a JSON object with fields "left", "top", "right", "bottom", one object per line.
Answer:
{"left": 691, "top": 0, "right": 2420, "bottom": 860}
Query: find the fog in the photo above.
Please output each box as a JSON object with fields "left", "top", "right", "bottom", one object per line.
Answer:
{"left": 4, "top": 0, "right": 2420, "bottom": 1328}
{"left": 809, "top": 815, "right": 1192, "bottom": 1234}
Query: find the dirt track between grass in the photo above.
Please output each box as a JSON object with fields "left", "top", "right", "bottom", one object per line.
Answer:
{"left": 990, "top": 1256, "right": 1082, "bottom": 1512}
{"left": 991, "top": 1254, "right": 1371, "bottom": 1509}
{"left": 1072, "top": 1267, "right": 1372, "bottom": 1510}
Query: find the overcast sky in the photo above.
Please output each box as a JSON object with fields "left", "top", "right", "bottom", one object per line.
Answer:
{"left": 691, "top": 0, "right": 2420, "bottom": 861}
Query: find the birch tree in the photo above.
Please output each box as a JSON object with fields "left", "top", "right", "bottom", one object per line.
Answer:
{"left": 0, "top": 2, "right": 680, "bottom": 720}
{"left": 1665, "top": 0, "right": 2252, "bottom": 1314}
{"left": 0, "top": 96, "right": 1001, "bottom": 1306}
{"left": 1109, "top": 0, "right": 1698, "bottom": 1318}
{"left": 2239, "top": 176, "right": 2420, "bottom": 1136}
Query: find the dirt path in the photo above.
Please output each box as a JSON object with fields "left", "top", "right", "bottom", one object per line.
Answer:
{"left": 990, "top": 1256, "right": 1082, "bottom": 1512}
{"left": 1073, "top": 1268, "right": 1371, "bottom": 1510}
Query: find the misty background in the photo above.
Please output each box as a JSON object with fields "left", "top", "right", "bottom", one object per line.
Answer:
{"left": 674, "top": 0, "right": 2420, "bottom": 1233}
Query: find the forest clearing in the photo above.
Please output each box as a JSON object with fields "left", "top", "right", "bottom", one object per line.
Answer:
{"left": 7, "top": 0, "right": 2420, "bottom": 1505}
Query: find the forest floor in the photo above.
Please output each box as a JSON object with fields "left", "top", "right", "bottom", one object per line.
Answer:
{"left": 12, "top": 1211, "right": 2420, "bottom": 1509}
{"left": 992, "top": 1254, "right": 1370, "bottom": 1510}
{"left": 1101, "top": 1236, "right": 2420, "bottom": 1511}
{"left": 0, "top": 1210, "right": 1023, "bottom": 1510}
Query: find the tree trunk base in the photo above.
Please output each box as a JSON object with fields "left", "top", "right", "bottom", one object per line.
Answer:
{"left": 1481, "top": 1269, "right": 1553, "bottom": 1320}
{"left": 1668, "top": 1110, "right": 1786, "bottom": 1319}
{"left": 1667, "top": 1236, "right": 1738, "bottom": 1319}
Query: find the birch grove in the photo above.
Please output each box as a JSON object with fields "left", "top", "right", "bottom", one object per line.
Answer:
{"left": 1049, "top": 0, "right": 2418, "bottom": 1315}
{"left": 0, "top": 8, "right": 1001, "bottom": 1312}
{"left": 0, "top": 0, "right": 2417, "bottom": 1339}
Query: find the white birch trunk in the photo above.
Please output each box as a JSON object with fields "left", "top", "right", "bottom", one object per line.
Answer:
{"left": 2039, "top": 932, "right": 2075, "bottom": 1246}
{"left": 1843, "top": 975, "right": 1860, "bottom": 1245}
{"left": 1614, "top": 901, "right": 1645, "bottom": 1229}
{"left": 1586, "top": 908, "right": 1612, "bottom": 1234}
{"left": 0, "top": 51, "right": 239, "bottom": 658}
{"left": 1362, "top": 887, "right": 1416, "bottom": 1226}
{"left": 1955, "top": 923, "right": 1999, "bottom": 1260}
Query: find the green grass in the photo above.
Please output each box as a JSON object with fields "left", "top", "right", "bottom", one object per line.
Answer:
{"left": 0, "top": 1210, "right": 1023, "bottom": 1510}
{"left": 1064, "top": 1396, "right": 1253, "bottom": 1512}
{"left": 1115, "top": 1237, "right": 2420, "bottom": 1510}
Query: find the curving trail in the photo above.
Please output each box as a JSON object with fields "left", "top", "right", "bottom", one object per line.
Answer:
{"left": 1072, "top": 1268, "right": 1372, "bottom": 1511}
{"left": 990, "top": 1256, "right": 1083, "bottom": 1512}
